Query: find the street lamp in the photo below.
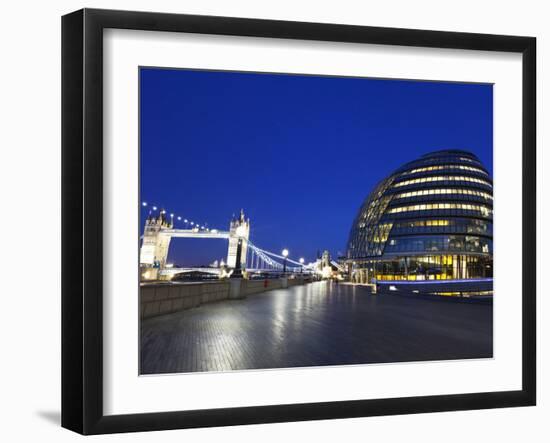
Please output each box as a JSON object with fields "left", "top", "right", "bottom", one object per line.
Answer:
{"left": 282, "top": 249, "right": 289, "bottom": 274}
{"left": 299, "top": 257, "right": 304, "bottom": 274}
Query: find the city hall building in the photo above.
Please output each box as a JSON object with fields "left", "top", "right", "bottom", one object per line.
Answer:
{"left": 346, "top": 149, "right": 493, "bottom": 284}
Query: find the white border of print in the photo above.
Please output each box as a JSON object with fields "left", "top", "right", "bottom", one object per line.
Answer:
{"left": 103, "top": 29, "right": 522, "bottom": 415}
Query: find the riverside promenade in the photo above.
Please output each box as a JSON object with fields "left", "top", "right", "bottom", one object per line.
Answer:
{"left": 140, "top": 281, "right": 492, "bottom": 374}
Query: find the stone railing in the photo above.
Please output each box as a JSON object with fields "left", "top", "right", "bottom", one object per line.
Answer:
{"left": 141, "top": 276, "right": 312, "bottom": 319}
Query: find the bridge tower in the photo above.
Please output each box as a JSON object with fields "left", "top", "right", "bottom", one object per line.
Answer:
{"left": 227, "top": 209, "right": 250, "bottom": 269}
{"left": 140, "top": 210, "right": 173, "bottom": 280}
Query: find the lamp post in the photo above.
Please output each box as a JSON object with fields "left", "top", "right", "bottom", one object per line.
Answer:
{"left": 282, "top": 249, "right": 289, "bottom": 275}
{"left": 299, "top": 257, "right": 304, "bottom": 274}
{"left": 231, "top": 225, "right": 247, "bottom": 279}
{"left": 231, "top": 237, "right": 244, "bottom": 278}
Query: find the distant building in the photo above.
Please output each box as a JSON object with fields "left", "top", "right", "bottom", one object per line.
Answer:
{"left": 316, "top": 250, "right": 343, "bottom": 279}
{"left": 346, "top": 150, "right": 493, "bottom": 283}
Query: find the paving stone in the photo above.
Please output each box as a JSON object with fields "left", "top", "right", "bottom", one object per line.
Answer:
{"left": 140, "top": 281, "right": 493, "bottom": 374}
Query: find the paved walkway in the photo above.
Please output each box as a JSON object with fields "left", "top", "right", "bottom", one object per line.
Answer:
{"left": 140, "top": 281, "right": 492, "bottom": 374}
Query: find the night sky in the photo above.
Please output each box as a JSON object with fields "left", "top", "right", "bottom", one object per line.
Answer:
{"left": 140, "top": 68, "right": 493, "bottom": 267}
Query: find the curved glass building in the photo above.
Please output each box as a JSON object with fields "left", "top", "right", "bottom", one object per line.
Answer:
{"left": 346, "top": 150, "right": 493, "bottom": 283}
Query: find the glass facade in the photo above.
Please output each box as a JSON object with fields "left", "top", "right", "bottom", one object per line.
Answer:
{"left": 346, "top": 150, "right": 493, "bottom": 282}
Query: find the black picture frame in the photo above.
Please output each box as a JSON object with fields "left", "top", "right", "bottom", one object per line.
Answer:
{"left": 62, "top": 8, "right": 536, "bottom": 435}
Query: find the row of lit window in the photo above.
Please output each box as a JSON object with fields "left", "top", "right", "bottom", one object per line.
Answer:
{"left": 346, "top": 254, "right": 492, "bottom": 276}
{"left": 376, "top": 274, "right": 454, "bottom": 281}
{"left": 385, "top": 235, "right": 490, "bottom": 246}
{"left": 383, "top": 235, "right": 491, "bottom": 254}
{"left": 351, "top": 219, "right": 491, "bottom": 242}
{"left": 386, "top": 203, "right": 492, "bottom": 216}
{"left": 424, "top": 155, "right": 478, "bottom": 163}
{"left": 402, "top": 155, "right": 479, "bottom": 170}
{"left": 431, "top": 291, "right": 493, "bottom": 297}
{"left": 393, "top": 175, "right": 492, "bottom": 188}
{"left": 459, "top": 156, "right": 477, "bottom": 163}
{"left": 403, "top": 164, "right": 488, "bottom": 176}
{"left": 392, "top": 218, "right": 489, "bottom": 229}
{"left": 389, "top": 220, "right": 491, "bottom": 236}
{"left": 393, "top": 188, "right": 493, "bottom": 200}
{"left": 408, "top": 219, "right": 449, "bottom": 226}
{"left": 351, "top": 254, "right": 487, "bottom": 266}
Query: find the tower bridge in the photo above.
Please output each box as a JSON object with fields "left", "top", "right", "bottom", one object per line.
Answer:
{"left": 139, "top": 209, "right": 317, "bottom": 281}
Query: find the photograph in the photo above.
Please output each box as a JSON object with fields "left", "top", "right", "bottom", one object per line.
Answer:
{"left": 138, "top": 67, "right": 494, "bottom": 375}
{"left": 54, "top": 4, "right": 539, "bottom": 437}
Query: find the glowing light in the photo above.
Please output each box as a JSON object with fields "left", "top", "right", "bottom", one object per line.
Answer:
{"left": 152, "top": 206, "right": 157, "bottom": 211}
{"left": 389, "top": 285, "right": 397, "bottom": 291}
{"left": 184, "top": 219, "right": 188, "bottom": 223}
{"left": 211, "top": 229, "right": 218, "bottom": 233}
{"left": 177, "top": 216, "right": 181, "bottom": 221}
{"left": 165, "top": 263, "right": 174, "bottom": 268}
{"left": 282, "top": 249, "right": 289, "bottom": 257}
{"left": 170, "top": 213, "right": 174, "bottom": 217}
{"left": 200, "top": 226, "right": 205, "bottom": 229}
{"left": 299, "top": 257, "right": 304, "bottom": 264}
{"left": 142, "top": 202, "right": 147, "bottom": 207}
{"left": 190, "top": 222, "right": 194, "bottom": 225}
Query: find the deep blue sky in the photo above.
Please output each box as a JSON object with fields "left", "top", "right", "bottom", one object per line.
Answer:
{"left": 140, "top": 68, "right": 493, "bottom": 267}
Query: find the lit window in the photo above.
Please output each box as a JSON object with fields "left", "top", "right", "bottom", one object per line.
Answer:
{"left": 402, "top": 164, "right": 488, "bottom": 176}
{"left": 393, "top": 176, "right": 492, "bottom": 188}
{"left": 393, "top": 188, "right": 492, "bottom": 200}
{"left": 387, "top": 203, "right": 492, "bottom": 215}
